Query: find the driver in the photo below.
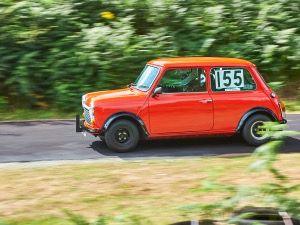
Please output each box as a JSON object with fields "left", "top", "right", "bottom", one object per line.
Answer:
{"left": 179, "top": 70, "right": 195, "bottom": 85}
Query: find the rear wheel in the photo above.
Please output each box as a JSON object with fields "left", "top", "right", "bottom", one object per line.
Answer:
{"left": 105, "top": 120, "right": 139, "bottom": 153}
{"left": 242, "top": 114, "right": 271, "bottom": 146}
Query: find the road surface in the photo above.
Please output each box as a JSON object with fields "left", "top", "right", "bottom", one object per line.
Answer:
{"left": 0, "top": 114, "right": 299, "bottom": 163}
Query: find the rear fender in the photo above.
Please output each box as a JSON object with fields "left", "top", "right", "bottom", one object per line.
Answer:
{"left": 235, "top": 107, "right": 277, "bottom": 133}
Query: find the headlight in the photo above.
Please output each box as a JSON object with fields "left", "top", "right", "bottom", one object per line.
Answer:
{"left": 82, "top": 95, "right": 86, "bottom": 106}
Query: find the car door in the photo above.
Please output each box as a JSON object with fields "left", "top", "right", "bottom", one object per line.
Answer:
{"left": 148, "top": 67, "right": 213, "bottom": 135}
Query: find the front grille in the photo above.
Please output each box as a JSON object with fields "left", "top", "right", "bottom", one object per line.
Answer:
{"left": 84, "top": 107, "right": 92, "bottom": 124}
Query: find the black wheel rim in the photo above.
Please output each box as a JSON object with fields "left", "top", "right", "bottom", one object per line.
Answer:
{"left": 115, "top": 128, "right": 130, "bottom": 143}
{"left": 250, "top": 121, "right": 268, "bottom": 140}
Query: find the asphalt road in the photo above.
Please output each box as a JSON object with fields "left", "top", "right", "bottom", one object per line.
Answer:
{"left": 0, "top": 114, "right": 299, "bottom": 163}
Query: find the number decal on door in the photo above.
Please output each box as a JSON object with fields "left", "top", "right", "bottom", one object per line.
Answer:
{"left": 215, "top": 68, "right": 244, "bottom": 89}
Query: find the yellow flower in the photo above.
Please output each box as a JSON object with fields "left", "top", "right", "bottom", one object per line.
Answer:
{"left": 100, "top": 11, "right": 115, "bottom": 19}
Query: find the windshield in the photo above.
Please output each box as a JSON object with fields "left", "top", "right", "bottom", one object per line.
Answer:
{"left": 133, "top": 65, "right": 160, "bottom": 91}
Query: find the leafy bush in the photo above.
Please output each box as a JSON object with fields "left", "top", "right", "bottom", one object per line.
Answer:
{"left": 64, "top": 209, "right": 151, "bottom": 225}
{"left": 0, "top": 0, "right": 299, "bottom": 111}
{"left": 178, "top": 123, "right": 300, "bottom": 221}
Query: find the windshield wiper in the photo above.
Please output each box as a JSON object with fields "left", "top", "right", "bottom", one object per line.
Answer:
{"left": 137, "top": 85, "right": 149, "bottom": 89}
{"left": 127, "top": 83, "right": 136, "bottom": 88}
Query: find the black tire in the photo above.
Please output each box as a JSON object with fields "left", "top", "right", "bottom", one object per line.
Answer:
{"left": 233, "top": 207, "right": 285, "bottom": 225}
{"left": 242, "top": 114, "right": 271, "bottom": 146}
{"left": 105, "top": 120, "right": 139, "bottom": 153}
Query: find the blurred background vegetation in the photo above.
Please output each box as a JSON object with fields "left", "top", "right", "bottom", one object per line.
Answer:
{"left": 0, "top": 0, "right": 299, "bottom": 115}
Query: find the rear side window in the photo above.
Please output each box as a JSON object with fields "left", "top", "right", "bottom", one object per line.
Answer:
{"left": 210, "top": 67, "right": 256, "bottom": 92}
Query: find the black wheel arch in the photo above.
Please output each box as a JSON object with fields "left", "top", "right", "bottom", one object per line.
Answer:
{"left": 102, "top": 112, "right": 149, "bottom": 140}
{"left": 236, "top": 107, "right": 278, "bottom": 133}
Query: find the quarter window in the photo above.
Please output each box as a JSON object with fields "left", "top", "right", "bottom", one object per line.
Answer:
{"left": 210, "top": 67, "right": 256, "bottom": 92}
{"left": 158, "top": 68, "right": 207, "bottom": 93}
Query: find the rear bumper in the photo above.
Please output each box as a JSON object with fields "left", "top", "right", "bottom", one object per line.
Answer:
{"left": 76, "top": 115, "right": 104, "bottom": 135}
{"left": 279, "top": 119, "right": 287, "bottom": 124}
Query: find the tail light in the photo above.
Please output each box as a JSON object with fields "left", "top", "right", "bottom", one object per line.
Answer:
{"left": 279, "top": 102, "right": 286, "bottom": 119}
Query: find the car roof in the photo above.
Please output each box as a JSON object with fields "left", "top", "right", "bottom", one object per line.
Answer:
{"left": 148, "top": 57, "right": 254, "bottom": 67}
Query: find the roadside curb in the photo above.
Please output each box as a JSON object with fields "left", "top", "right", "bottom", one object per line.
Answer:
{"left": 0, "top": 119, "right": 75, "bottom": 124}
{"left": 0, "top": 154, "right": 254, "bottom": 169}
{"left": 0, "top": 158, "right": 124, "bottom": 169}
{"left": 286, "top": 112, "right": 300, "bottom": 114}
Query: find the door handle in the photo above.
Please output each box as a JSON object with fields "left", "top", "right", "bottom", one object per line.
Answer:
{"left": 199, "top": 99, "right": 213, "bottom": 103}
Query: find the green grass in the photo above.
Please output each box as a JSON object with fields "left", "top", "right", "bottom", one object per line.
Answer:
{"left": 282, "top": 99, "right": 300, "bottom": 112}
{"left": 0, "top": 155, "right": 299, "bottom": 225}
{"left": 0, "top": 217, "right": 68, "bottom": 225}
{"left": 0, "top": 109, "right": 76, "bottom": 121}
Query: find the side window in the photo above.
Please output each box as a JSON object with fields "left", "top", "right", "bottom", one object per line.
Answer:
{"left": 210, "top": 67, "right": 256, "bottom": 92}
{"left": 158, "top": 68, "right": 207, "bottom": 93}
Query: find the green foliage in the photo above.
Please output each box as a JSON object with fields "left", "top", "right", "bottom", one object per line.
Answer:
{"left": 0, "top": 221, "right": 15, "bottom": 225}
{"left": 0, "top": 0, "right": 299, "bottom": 111}
{"left": 65, "top": 210, "right": 92, "bottom": 225}
{"left": 64, "top": 209, "right": 152, "bottom": 225}
{"left": 283, "top": 100, "right": 300, "bottom": 112}
{"left": 178, "top": 123, "right": 300, "bottom": 220}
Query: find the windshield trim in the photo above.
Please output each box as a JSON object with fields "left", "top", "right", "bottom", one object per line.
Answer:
{"left": 133, "top": 65, "right": 161, "bottom": 92}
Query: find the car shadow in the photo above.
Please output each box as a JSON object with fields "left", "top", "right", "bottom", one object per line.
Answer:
{"left": 90, "top": 136, "right": 300, "bottom": 159}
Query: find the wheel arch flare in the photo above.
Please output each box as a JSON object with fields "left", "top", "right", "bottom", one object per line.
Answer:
{"left": 103, "top": 112, "right": 149, "bottom": 140}
{"left": 235, "top": 107, "right": 277, "bottom": 133}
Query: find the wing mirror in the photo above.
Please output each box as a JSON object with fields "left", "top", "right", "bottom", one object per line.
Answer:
{"left": 152, "top": 87, "right": 162, "bottom": 97}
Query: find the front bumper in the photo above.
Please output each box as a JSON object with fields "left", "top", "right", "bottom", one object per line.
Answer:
{"left": 76, "top": 115, "right": 103, "bottom": 135}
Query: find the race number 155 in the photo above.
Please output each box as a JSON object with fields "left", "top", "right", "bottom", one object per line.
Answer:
{"left": 215, "top": 69, "right": 244, "bottom": 89}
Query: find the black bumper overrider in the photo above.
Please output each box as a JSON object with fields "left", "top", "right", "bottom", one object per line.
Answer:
{"left": 279, "top": 119, "right": 287, "bottom": 124}
{"left": 76, "top": 115, "right": 103, "bottom": 135}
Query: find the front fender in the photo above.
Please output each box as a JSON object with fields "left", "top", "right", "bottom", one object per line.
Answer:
{"left": 235, "top": 107, "right": 278, "bottom": 133}
{"left": 102, "top": 112, "right": 149, "bottom": 138}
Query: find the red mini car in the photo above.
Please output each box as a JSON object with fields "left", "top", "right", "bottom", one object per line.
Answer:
{"left": 76, "top": 57, "right": 287, "bottom": 152}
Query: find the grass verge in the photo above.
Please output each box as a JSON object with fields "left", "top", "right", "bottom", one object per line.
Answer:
{"left": 0, "top": 109, "right": 75, "bottom": 121}
{"left": 0, "top": 155, "right": 299, "bottom": 225}
{"left": 282, "top": 99, "right": 300, "bottom": 113}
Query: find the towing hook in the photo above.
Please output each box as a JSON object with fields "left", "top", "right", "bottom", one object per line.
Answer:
{"left": 76, "top": 114, "right": 83, "bottom": 132}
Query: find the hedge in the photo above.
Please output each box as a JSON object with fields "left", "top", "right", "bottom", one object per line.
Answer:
{"left": 0, "top": 0, "right": 299, "bottom": 111}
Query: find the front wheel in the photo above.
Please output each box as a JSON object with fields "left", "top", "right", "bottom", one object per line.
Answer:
{"left": 242, "top": 114, "right": 271, "bottom": 146}
{"left": 105, "top": 120, "right": 139, "bottom": 153}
